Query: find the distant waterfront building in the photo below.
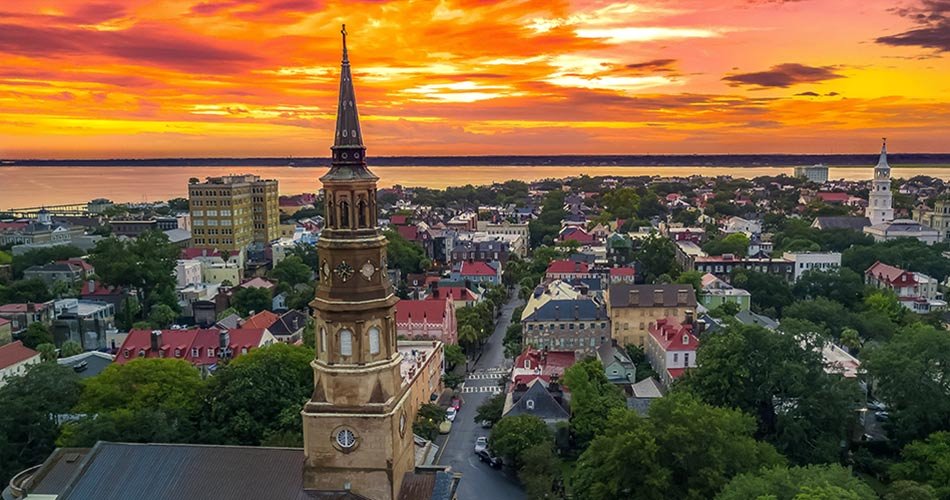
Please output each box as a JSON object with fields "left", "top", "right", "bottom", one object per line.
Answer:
{"left": 188, "top": 174, "right": 279, "bottom": 253}
{"left": 913, "top": 198, "right": 950, "bottom": 242}
{"left": 865, "top": 139, "right": 895, "bottom": 225}
{"left": 794, "top": 164, "right": 829, "bottom": 183}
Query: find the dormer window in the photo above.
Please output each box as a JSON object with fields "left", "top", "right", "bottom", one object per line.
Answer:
{"left": 123, "top": 349, "right": 130, "bottom": 358}
{"left": 191, "top": 347, "right": 199, "bottom": 358}
{"left": 175, "top": 348, "right": 181, "bottom": 357}
{"left": 524, "top": 359, "right": 530, "bottom": 369}
{"left": 683, "top": 334, "right": 690, "bottom": 344}
{"left": 526, "top": 399, "right": 535, "bottom": 410}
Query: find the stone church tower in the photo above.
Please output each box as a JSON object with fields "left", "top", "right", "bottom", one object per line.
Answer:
{"left": 866, "top": 138, "right": 894, "bottom": 225}
{"left": 302, "top": 27, "right": 415, "bottom": 500}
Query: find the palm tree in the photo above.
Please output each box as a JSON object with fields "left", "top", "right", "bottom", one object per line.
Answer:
{"left": 458, "top": 325, "right": 479, "bottom": 354}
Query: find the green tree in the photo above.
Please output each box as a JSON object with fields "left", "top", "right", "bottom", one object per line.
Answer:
{"left": 21, "top": 322, "right": 53, "bottom": 349}
{"left": 717, "top": 464, "right": 876, "bottom": 500}
{"left": 635, "top": 234, "right": 680, "bottom": 282}
{"left": 59, "top": 340, "right": 83, "bottom": 357}
{"left": 59, "top": 358, "right": 204, "bottom": 446}
{"left": 457, "top": 324, "right": 479, "bottom": 352}
{"left": 864, "top": 289, "right": 905, "bottom": 324}
{"left": 884, "top": 481, "right": 938, "bottom": 500}
{"left": 704, "top": 232, "right": 751, "bottom": 257}
{"left": 890, "top": 431, "right": 950, "bottom": 498}
{"left": 864, "top": 324, "right": 950, "bottom": 444}
{"left": 681, "top": 323, "right": 859, "bottom": 464}
{"left": 529, "top": 191, "right": 567, "bottom": 247}
{"left": 601, "top": 187, "right": 640, "bottom": 220}
{"left": 490, "top": 415, "right": 553, "bottom": 469}
{"left": 36, "top": 343, "right": 57, "bottom": 362}
{"left": 675, "top": 270, "right": 704, "bottom": 297}
{"left": 200, "top": 343, "right": 312, "bottom": 446}
{"left": 148, "top": 303, "right": 178, "bottom": 329}
{"left": 231, "top": 287, "right": 273, "bottom": 316}
{"left": 0, "top": 278, "right": 52, "bottom": 303}
{"left": 731, "top": 269, "right": 793, "bottom": 316}
{"left": 269, "top": 256, "right": 312, "bottom": 290}
{"left": 474, "top": 392, "right": 505, "bottom": 427}
{"left": 288, "top": 244, "right": 320, "bottom": 273}
{"left": 0, "top": 363, "right": 82, "bottom": 487}
{"left": 383, "top": 229, "right": 429, "bottom": 274}
{"left": 444, "top": 344, "right": 465, "bottom": 369}
{"left": 11, "top": 246, "right": 84, "bottom": 278}
{"left": 573, "top": 409, "right": 669, "bottom": 500}
{"left": 564, "top": 358, "right": 626, "bottom": 450}
{"left": 650, "top": 392, "right": 785, "bottom": 499}
{"left": 519, "top": 443, "right": 562, "bottom": 500}
{"left": 413, "top": 403, "right": 446, "bottom": 440}
{"left": 88, "top": 232, "right": 180, "bottom": 315}
{"left": 792, "top": 268, "right": 866, "bottom": 308}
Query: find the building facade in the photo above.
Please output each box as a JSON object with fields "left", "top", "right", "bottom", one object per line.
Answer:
{"left": 189, "top": 174, "right": 279, "bottom": 252}
{"left": 913, "top": 198, "right": 950, "bottom": 242}
{"left": 395, "top": 298, "right": 458, "bottom": 345}
{"left": 0, "top": 341, "right": 41, "bottom": 388}
{"left": 607, "top": 284, "right": 697, "bottom": 347}
{"left": 866, "top": 261, "right": 945, "bottom": 313}
{"left": 866, "top": 140, "right": 895, "bottom": 225}
{"left": 694, "top": 255, "right": 795, "bottom": 283}
{"left": 783, "top": 252, "right": 842, "bottom": 281}
{"left": 794, "top": 164, "right": 829, "bottom": 183}
{"left": 522, "top": 297, "right": 610, "bottom": 353}
{"left": 647, "top": 317, "right": 699, "bottom": 387}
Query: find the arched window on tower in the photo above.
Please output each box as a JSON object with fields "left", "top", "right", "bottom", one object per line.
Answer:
{"left": 357, "top": 197, "right": 367, "bottom": 228}
{"left": 369, "top": 327, "right": 380, "bottom": 355}
{"left": 327, "top": 197, "right": 336, "bottom": 227}
{"left": 339, "top": 329, "right": 352, "bottom": 356}
{"left": 339, "top": 199, "right": 350, "bottom": 228}
{"left": 320, "top": 328, "right": 327, "bottom": 353}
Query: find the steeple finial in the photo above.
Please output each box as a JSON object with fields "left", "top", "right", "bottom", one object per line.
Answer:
{"left": 341, "top": 24, "right": 348, "bottom": 64}
{"left": 882, "top": 137, "right": 887, "bottom": 153}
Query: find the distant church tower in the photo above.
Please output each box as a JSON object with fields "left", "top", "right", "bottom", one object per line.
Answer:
{"left": 301, "top": 26, "right": 416, "bottom": 500}
{"left": 866, "top": 138, "right": 894, "bottom": 224}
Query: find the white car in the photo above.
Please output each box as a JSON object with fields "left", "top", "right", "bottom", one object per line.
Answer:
{"left": 446, "top": 407, "right": 457, "bottom": 422}
{"left": 474, "top": 437, "right": 488, "bottom": 454}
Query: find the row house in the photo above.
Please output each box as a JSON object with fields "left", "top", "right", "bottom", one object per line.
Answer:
{"left": 545, "top": 260, "right": 595, "bottom": 281}
{"left": 694, "top": 254, "right": 794, "bottom": 283}
{"left": 865, "top": 261, "right": 946, "bottom": 313}
{"left": 395, "top": 299, "right": 457, "bottom": 345}
{"left": 647, "top": 317, "right": 699, "bottom": 387}
{"left": 450, "top": 239, "right": 511, "bottom": 266}
{"left": 522, "top": 297, "right": 610, "bottom": 353}
{"left": 607, "top": 284, "right": 697, "bottom": 347}
{"left": 116, "top": 328, "right": 276, "bottom": 369}
{"left": 0, "top": 301, "right": 55, "bottom": 335}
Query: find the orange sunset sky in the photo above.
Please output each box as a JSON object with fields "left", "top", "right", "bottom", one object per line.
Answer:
{"left": 0, "top": 0, "right": 948, "bottom": 158}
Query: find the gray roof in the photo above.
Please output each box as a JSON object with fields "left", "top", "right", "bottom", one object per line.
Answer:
{"left": 163, "top": 228, "right": 192, "bottom": 243}
{"left": 269, "top": 310, "right": 308, "bottom": 337}
{"left": 812, "top": 216, "right": 870, "bottom": 230}
{"left": 505, "top": 379, "right": 570, "bottom": 421}
{"left": 57, "top": 351, "right": 114, "bottom": 379}
{"left": 215, "top": 313, "right": 242, "bottom": 330}
{"left": 522, "top": 298, "right": 607, "bottom": 322}
{"left": 25, "top": 262, "right": 80, "bottom": 273}
{"left": 49, "top": 442, "right": 315, "bottom": 500}
{"left": 735, "top": 309, "right": 779, "bottom": 330}
{"left": 608, "top": 284, "right": 696, "bottom": 308}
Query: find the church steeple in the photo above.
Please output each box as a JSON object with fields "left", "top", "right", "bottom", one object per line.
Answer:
{"left": 877, "top": 137, "right": 889, "bottom": 170}
{"left": 867, "top": 137, "right": 894, "bottom": 224}
{"left": 329, "top": 24, "right": 368, "bottom": 166}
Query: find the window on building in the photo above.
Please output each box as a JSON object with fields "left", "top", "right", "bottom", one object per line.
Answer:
{"left": 525, "top": 399, "right": 535, "bottom": 410}
{"left": 207, "top": 348, "right": 215, "bottom": 357}
{"left": 191, "top": 347, "right": 199, "bottom": 357}
{"left": 340, "top": 329, "right": 353, "bottom": 356}
{"left": 369, "top": 327, "right": 380, "bottom": 355}
{"left": 320, "top": 328, "right": 327, "bottom": 353}
{"left": 673, "top": 353, "right": 679, "bottom": 363}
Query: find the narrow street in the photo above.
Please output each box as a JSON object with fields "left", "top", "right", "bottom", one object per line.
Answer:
{"left": 437, "top": 293, "right": 525, "bottom": 500}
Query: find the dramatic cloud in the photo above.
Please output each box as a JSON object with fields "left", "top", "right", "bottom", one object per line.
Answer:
{"left": 723, "top": 63, "right": 843, "bottom": 88}
{"left": 877, "top": 0, "right": 950, "bottom": 51}
{"left": 0, "top": 0, "right": 947, "bottom": 157}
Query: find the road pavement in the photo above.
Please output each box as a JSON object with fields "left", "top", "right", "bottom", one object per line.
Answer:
{"left": 437, "top": 294, "right": 525, "bottom": 500}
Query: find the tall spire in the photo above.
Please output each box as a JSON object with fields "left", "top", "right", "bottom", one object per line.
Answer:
{"left": 877, "top": 136, "right": 890, "bottom": 170}
{"left": 332, "top": 24, "right": 365, "bottom": 157}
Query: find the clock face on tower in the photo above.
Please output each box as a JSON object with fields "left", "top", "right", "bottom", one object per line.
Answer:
{"left": 360, "top": 261, "right": 376, "bottom": 280}
{"left": 334, "top": 261, "right": 354, "bottom": 282}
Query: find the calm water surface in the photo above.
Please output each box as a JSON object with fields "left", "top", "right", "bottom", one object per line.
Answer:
{"left": 1, "top": 165, "right": 949, "bottom": 209}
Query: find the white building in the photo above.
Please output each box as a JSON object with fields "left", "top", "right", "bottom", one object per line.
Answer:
{"left": 723, "top": 216, "right": 762, "bottom": 235}
{"left": 865, "top": 140, "right": 894, "bottom": 225}
{"left": 175, "top": 260, "right": 203, "bottom": 289}
{"left": 475, "top": 221, "right": 530, "bottom": 257}
{"left": 864, "top": 219, "right": 940, "bottom": 245}
{"left": 794, "top": 164, "right": 829, "bottom": 183}
{"left": 783, "top": 252, "right": 842, "bottom": 281}
{"left": 0, "top": 341, "right": 41, "bottom": 387}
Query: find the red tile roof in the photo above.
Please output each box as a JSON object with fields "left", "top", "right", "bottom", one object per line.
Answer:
{"left": 390, "top": 215, "right": 408, "bottom": 225}
{"left": 459, "top": 260, "right": 497, "bottom": 277}
{"left": 0, "top": 318, "right": 10, "bottom": 327}
{"left": 666, "top": 368, "right": 686, "bottom": 380}
{"left": 816, "top": 192, "right": 851, "bottom": 203}
{"left": 116, "top": 328, "right": 266, "bottom": 366}
{"left": 396, "top": 299, "right": 449, "bottom": 323}
{"left": 427, "top": 287, "right": 477, "bottom": 302}
{"left": 397, "top": 225, "right": 418, "bottom": 241}
{"left": 59, "top": 259, "right": 94, "bottom": 273}
{"left": 242, "top": 310, "right": 280, "bottom": 329}
{"left": 515, "top": 348, "right": 576, "bottom": 375}
{"left": 0, "top": 341, "right": 39, "bottom": 369}
{"left": 546, "top": 260, "right": 589, "bottom": 275}
{"left": 649, "top": 318, "right": 698, "bottom": 352}
{"left": 560, "top": 227, "right": 595, "bottom": 244}
{"left": 0, "top": 222, "right": 28, "bottom": 231}
{"left": 238, "top": 277, "right": 276, "bottom": 290}
{"left": 609, "top": 267, "right": 635, "bottom": 277}
{"left": 0, "top": 302, "right": 50, "bottom": 313}
{"left": 866, "top": 261, "right": 916, "bottom": 286}
{"left": 81, "top": 280, "right": 123, "bottom": 296}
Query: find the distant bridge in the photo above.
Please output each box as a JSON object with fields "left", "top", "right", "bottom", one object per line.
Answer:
{"left": 2, "top": 203, "right": 90, "bottom": 218}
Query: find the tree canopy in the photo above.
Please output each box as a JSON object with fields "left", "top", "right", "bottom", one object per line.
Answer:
{"left": 489, "top": 415, "right": 552, "bottom": 468}
{"left": 717, "top": 464, "right": 876, "bottom": 500}
{"left": 231, "top": 287, "right": 273, "bottom": 316}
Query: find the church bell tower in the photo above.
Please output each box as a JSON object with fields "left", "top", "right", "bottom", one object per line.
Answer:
{"left": 302, "top": 26, "right": 415, "bottom": 500}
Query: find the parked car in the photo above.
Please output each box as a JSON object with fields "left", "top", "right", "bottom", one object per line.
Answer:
{"left": 446, "top": 407, "right": 457, "bottom": 422}
{"left": 476, "top": 449, "right": 502, "bottom": 468}
{"left": 867, "top": 400, "right": 887, "bottom": 412}
{"left": 451, "top": 397, "right": 462, "bottom": 410}
{"left": 874, "top": 411, "right": 890, "bottom": 422}
{"left": 439, "top": 420, "right": 452, "bottom": 434}
{"left": 474, "top": 437, "right": 488, "bottom": 454}
{"left": 479, "top": 419, "right": 493, "bottom": 429}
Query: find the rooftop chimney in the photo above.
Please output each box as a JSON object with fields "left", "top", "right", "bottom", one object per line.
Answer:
{"left": 150, "top": 330, "right": 162, "bottom": 353}
{"left": 685, "top": 310, "right": 694, "bottom": 325}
